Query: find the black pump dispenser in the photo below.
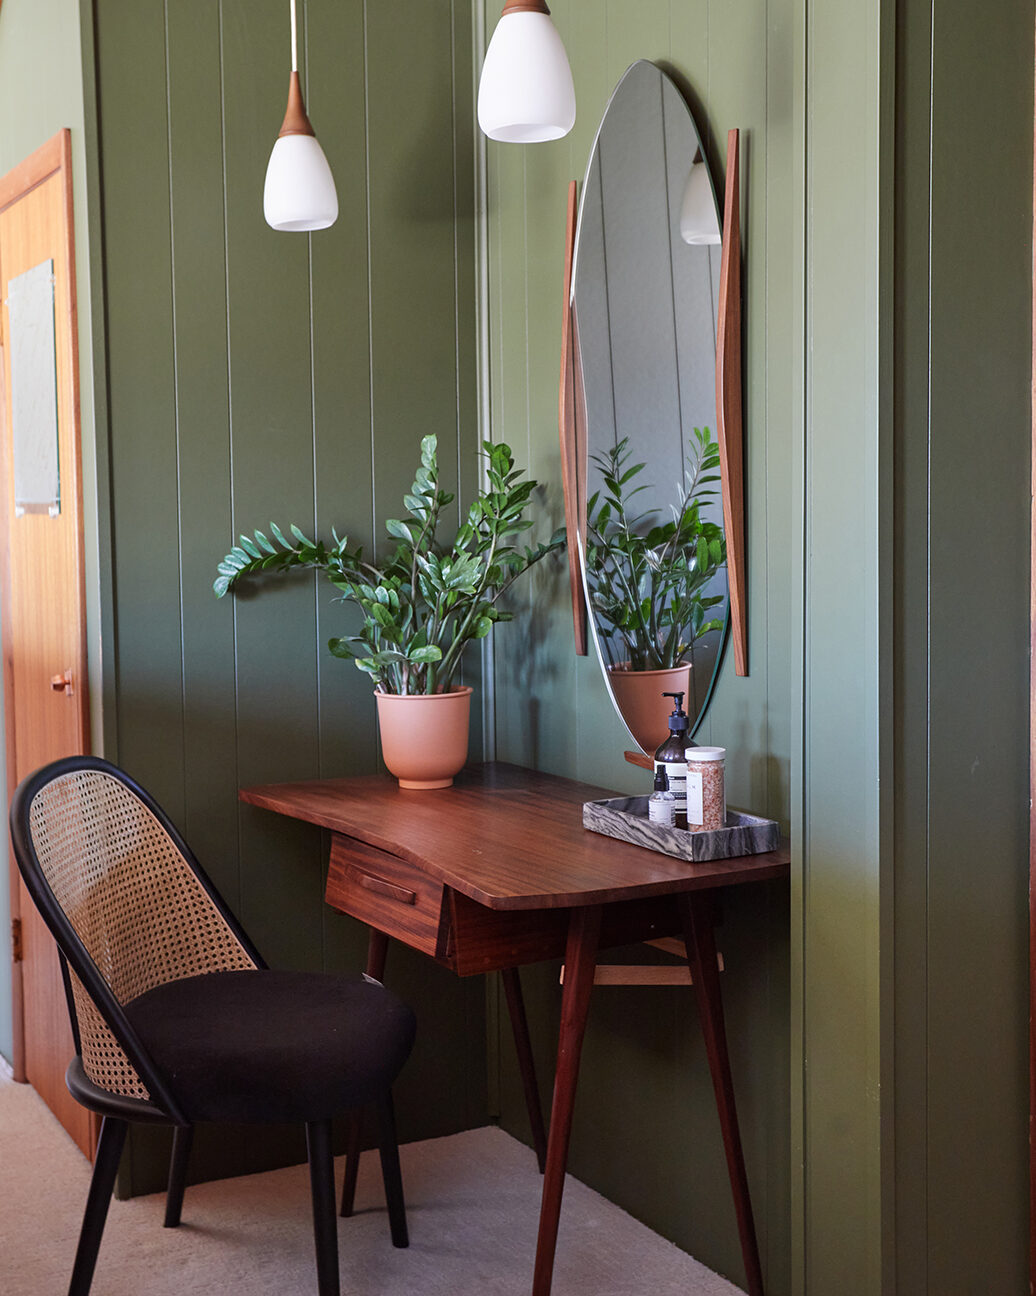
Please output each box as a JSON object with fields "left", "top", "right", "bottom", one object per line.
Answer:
{"left": 654, "top": 692, "right": 690, "bottom": 828}
{"left": 662, "top": 692, "right": 688, "bottom": 735}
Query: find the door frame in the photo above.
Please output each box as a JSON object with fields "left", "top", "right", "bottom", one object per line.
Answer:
{"left": 0, "top": 129, "right": 89, "bottom": 1084}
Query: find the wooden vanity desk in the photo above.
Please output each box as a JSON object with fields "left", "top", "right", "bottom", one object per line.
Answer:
{"left": 240, "top": 762, "right": 788, "bottom": 1296}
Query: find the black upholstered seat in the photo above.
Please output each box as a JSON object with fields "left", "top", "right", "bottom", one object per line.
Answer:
{"left": 10, "top": 755, "right": 415, "bottom": 1296}
{"left": 125, "top": 969, "right": 415, "bottom": 1124}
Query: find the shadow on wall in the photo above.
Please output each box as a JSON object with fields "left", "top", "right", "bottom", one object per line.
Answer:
{"left": 495, "top": 481, "right": 569, "bottom": 766}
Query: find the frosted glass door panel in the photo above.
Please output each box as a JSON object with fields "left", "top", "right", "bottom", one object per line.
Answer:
{"left": 8, "top": 258, "right": 60, "bottom": 516}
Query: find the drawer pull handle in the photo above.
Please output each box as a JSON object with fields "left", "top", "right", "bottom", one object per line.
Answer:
{"left": 356, "top": 872, "right": 417, "bottom": 905}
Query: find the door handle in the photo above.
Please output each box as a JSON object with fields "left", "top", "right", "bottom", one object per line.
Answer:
{"left": 50, "top": 670, "right": 74, "bottom": 696}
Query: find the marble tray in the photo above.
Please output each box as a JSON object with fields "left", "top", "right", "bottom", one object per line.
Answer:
{"left": 582, "top": 795, "right": 780, "bottom": 862}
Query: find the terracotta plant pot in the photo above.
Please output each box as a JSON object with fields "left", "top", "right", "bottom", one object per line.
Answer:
{"left": 607, "top": 663, "right": 692, "bottom": 754}
{"left": 375, "top": 686, "right": 473, "bottom": 789}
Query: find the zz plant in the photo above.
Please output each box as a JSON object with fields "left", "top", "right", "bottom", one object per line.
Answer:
{"left": 214, "top": 435, "right": 561, "bottom": 695}
{"left": 584, "top": 427, "right": 727, "bottom": 672}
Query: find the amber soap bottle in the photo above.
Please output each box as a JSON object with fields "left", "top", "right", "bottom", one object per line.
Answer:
{"left": 653, "top": 692, "right": 690, "bottom": 829}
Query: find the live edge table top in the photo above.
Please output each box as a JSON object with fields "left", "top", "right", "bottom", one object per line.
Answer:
{"left": 239, "top": 762, "right": 789, "bottom": 912}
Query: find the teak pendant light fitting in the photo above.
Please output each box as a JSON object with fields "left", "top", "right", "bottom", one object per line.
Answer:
{"left": 264, "top": 0, "right": 338, "bottom": 232}
{"left": 478, "top": 0, "right": 576, "bottom": 143}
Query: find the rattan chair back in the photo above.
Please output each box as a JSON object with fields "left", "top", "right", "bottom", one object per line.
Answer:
{"left": 11, "top": 757, "right": 262, "bottom": 1110}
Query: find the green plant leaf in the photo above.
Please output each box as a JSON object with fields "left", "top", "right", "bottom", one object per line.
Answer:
{"left": 471, "top": 615, "right": 493, "bottom": 639}
{"left": 385, "top": 518, "right": 413, "bottom": 542}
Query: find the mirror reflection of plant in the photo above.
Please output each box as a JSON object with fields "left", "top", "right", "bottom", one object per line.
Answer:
{"left": 214, "top": 435, "right": 562, "bottom": 696}
{"left": 584, "top": 427, "right": 726, "bottom": 673}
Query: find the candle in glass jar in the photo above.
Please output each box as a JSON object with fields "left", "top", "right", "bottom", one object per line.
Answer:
{"left": 685, "top": 747, "right": 726, "bottom": 831}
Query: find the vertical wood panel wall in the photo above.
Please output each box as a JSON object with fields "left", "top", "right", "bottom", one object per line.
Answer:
{"left": 894, "top": 0, "right": 1033, "bottom": 1292}
{"left": 481, "top": 2, "right": 794, "bottom": 1290}
{"left": 91, "top": 0, "right": 486, "bottom": 1193}
{"left": 797, "top": 0, "right": 893, "bottom": 1288}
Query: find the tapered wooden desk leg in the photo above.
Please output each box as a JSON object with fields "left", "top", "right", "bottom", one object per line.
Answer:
{"left": 532, "top": 904, "right": 602, "bottom": 1296}
{"left": 341, "top": 928, "right": 392, "bottom": 1217}
{"left": 502, "top": 966, "right": 549, "bottom": 1173}
{"left": 365, "top": 929, "right": 390, "bottom": 982}
{"left": 679, "top": 893, "right": 765, "bottom": 1296}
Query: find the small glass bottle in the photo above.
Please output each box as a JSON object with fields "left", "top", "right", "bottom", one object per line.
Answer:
{"left": 648, "top": 767, "right": 676, "bottom": 827}
{"left": 685, "top": 746, "right": 726, "bottom": 831}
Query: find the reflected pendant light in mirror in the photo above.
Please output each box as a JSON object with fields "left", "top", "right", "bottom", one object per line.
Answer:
{"left": 478, "top": 0, "right": 576, "bottom": 142}
{"left": 264, "top": 0, "right": 338, "bottom": 232}
{"left": 680, "top": 159, "right": 721, "bottom": 245}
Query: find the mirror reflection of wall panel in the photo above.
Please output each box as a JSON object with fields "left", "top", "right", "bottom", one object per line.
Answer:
{"left": 571, "top": 60, "right": 732, "bottom": 753}
{"left": 598, "top": 71, "right": 682, "bottom": 477}
{"left": 7, "top": 259, "right": 60, "bottom": 516}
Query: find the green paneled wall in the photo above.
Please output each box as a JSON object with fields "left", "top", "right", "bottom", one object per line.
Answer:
{"left": 90, "top": 0, "right": 486, "bottom": 1193}
{"left": 893, "top": 0, "right": 1033, "bottom": 1291}
{"left": 481, "top": 1, "right": 794, "bottom": 1290}
{"left": 796, "top": 0, "right": 893, "bottom": 1287}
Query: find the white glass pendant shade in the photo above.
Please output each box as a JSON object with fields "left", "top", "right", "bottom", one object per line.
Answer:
{"left": 680, "top": 161, "right": 720, "bottom": 245}
{"left": 264, "top": 54, "right": 338, "bottom": 232}
{"left": 478, "top": 8, "right": 576, "bottom": 143}
{"left": 264, "top": 132, "right": 338, "bottom": 232}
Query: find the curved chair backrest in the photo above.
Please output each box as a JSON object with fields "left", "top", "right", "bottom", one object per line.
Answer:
{"left": 10, "top": 756, "right": 263, "bottom": 1116}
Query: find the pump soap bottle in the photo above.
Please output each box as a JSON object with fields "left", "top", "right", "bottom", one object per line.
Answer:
{"left": 654, "top": 692, "right": 690, "bottom": 829}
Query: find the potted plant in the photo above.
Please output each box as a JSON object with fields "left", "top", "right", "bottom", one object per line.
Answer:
{"left": 214, "top": 435, "right": 560, "bottom": 788}
{"left": 583, "top": 427, "right": 727, "bottom": 750}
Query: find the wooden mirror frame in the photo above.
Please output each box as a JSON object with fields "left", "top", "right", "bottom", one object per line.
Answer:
{"left": 558, "top": 129, "right": 747, "bottom": 678}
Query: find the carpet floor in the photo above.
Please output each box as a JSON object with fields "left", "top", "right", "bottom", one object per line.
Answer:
{"left": 0, "top": 1065, "right": 743, "bottom": 1295}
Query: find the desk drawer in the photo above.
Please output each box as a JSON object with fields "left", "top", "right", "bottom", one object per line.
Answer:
{"left": 326, "top": 835, "right": 447, "bottom": 958}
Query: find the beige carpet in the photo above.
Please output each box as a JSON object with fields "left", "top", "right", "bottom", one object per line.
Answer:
{"left": 0, "top": 1064, "right": 743, "bottom": 1295}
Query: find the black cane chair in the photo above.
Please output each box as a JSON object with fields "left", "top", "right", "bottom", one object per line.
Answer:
{"left": 10, "top": 755, "right": 416, "bottom": 1296}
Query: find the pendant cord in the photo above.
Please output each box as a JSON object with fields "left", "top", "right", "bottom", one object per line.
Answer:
{"left": 290, "top": 0, "right": 298, "bottom": 72}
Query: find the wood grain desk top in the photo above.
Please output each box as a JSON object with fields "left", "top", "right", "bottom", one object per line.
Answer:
{"left": 240, "top": 762, "right": 789, "bottom": 912}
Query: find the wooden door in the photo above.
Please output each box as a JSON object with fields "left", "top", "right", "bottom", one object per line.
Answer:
{"left": 0, "top": 131, "right": 92, "bottom": 1157}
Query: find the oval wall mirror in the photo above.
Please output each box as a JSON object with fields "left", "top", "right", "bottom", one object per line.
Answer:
{"left": 571, "top": 59, "right": 729, "bottom": 755}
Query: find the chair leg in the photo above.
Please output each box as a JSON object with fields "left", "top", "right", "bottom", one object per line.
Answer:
{"left": 306, "top": 1119, "right": 340, "bottom": 1296}
{"left": 374, "top": 1091, "right": 408, "bottom": 1249}
{"left": 340, "top": 928, "right": 391, "bottom": 1218}
{"left": 163, "top": 1124, "right": 193, "bottom": 1228}
{"left": 68, "top": 1116, "right": 128, "bottom": 1296}
{"left": 338, "top": 1108, "right": 363, "bottom": 1217}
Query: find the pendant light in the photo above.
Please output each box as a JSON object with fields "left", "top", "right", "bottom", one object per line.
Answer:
{"left": 478, "top": 0, "right": 576, "bottom": 143}
{"left": 679, "top": 159, "right": 720, "bottom": 246}
{"left": 263, "top": 0, "right": 338, "bottom": 232}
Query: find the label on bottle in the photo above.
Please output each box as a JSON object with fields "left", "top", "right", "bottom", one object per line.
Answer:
{"left": 686, "top": 767, "right": 704, "bottom": 827}
{"left": 655, "top": 759, "right": 687, "bottom": 817}
{"left": 648, "top": 796, "right": 675, "bottom": 827}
